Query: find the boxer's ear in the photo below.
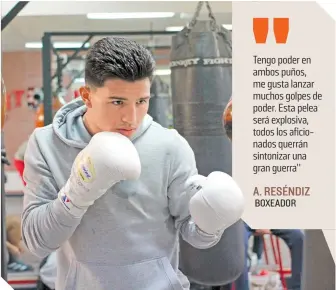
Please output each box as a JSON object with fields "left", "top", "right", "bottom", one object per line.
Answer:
{"left": 79, "top": 86, "right": 92, "bottom": 108}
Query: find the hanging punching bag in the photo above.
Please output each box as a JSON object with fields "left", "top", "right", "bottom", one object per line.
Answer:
{"left": 170, "top": 2, "right": 244, "bottom": 286}
{"left": 149, "top": 75, "right": 172, "bottom": 128}
{"left": 302, "top": 230, "right": 335, "bottom": 290}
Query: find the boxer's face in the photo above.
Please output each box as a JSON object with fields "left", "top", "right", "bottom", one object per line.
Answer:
{"left": 81, "top": 78, "right": 151, "bottom": 137}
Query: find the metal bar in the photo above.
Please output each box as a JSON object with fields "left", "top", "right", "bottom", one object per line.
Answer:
{"left": 42, "top": 33, "right": 53, "bottom": 126}
{"left": 275, "top": 237, "right": 287, "bottom": 289}
{"left": 49, "top": 31, "right": 177, "bottom": 37}
{"left": 54, "top": 45, "right": 171, "bottom": 52}
{"left": 52, "top": 46, "right": 59, "bottom": 57}
{"left": 1, "top": 133, "right": 8, "bottom": 281}
{"left": 56, "top": 56, "right": 63, "bottom": 92}
{"left": 153, "top": 54, "right": 170, "bottom": 60}
{"left": 1, "top": 165, "right": 6, "bottom": 281}
{"left": 66, "top": 70, "right": 84, "bottom": 90}
{"left": 55, "top": 47, "right": 90, "bottom": 52}
{"left": 1, "top": 1, "right": 29, "bottom": 31}
{"left": 147, "top": 46, "right": 171, "bottom": 50}
{"left": 51, "top": 35, "right": 93, "bottom": 82}
{"left": 262, "top": 235, "right": 269, "bottom": 264}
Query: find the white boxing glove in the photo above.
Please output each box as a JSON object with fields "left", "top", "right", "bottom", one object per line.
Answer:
{"left": 59, "top": 132, "right": 141, "bottom": 214}
{"left": 187, "top": 171, "right": 244, "bottom": 235}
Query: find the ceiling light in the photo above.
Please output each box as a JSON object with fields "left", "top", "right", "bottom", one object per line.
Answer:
{"left": 53, "top": 42, "right": 90, "bottom": 49}
{"left": 25, "top": 42, "right": 90, "bottom": 49}
{"left": 165, "top": 26, "right": 184, "bottom": 32}
{"left": 165, "top": 24, "right": 232, "bottom": 32}
{"left": 87, "top": 12, "right": 175, "bottom": 20}
{"left": 180, "top": 13, "right": 191, "bottom": 19}
{"left": 222, "top": 24, "right": 232, "bottom": 30}
{"left": 154, "top": 69, "right": 171, "bottom": 76}
{"left": 25, "top": 42, "right": 43, "bottom": 49}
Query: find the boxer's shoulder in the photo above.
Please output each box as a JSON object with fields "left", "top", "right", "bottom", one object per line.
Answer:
{"left": 32, "top": 124, "right": 53, "bottom": 138}
{"left": 31, "top": 125, "right": 57, "bottom": 147}
{"left": 29, "top": 125, "right": 69, "bottom": 158}
{"left": 145, "top": 122, "right": 184, "bottom": 147}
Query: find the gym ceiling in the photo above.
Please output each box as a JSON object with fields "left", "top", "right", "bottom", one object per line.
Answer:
{"left": 1, "top": 1, "right": 232, "bottom": 52}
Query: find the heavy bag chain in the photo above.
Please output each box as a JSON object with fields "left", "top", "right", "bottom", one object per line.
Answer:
{"left": 188, "top": 1, "right": 217, "bottom": 32}
{"left": 186, "top": 1, "right": 232, "bottom": 52}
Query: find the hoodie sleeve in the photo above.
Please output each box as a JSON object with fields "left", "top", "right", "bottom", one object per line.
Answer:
{"left": 167, "top": 130, "right": 222, "bottom": 249}
{"left": 21, "top": 132, "right": 87, "bottom": 258}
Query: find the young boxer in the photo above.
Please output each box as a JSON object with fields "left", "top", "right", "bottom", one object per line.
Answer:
{"left": 22, "top": 37, "right": 244, "bottom": 290}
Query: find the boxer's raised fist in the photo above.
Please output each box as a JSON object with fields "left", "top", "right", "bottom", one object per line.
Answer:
{"left": 188, "top": 171, "right": 244, "bottom": 235}
{"left": 59, "top": 132, "right": 141, "bottom": 212}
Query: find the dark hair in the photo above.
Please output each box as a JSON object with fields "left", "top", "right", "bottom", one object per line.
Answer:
{"left": 85, "top": 37, "right": 155, "bottom": 88}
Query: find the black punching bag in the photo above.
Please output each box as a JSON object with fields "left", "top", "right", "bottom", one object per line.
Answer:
{"left": 149, "top": 75, "right": 172, "bottom": 128}
{"left": 302, "top": 230, "right": 335, "bottom": 290}
{"left": 170, "top": 1, "right": 245, "bottom": 286}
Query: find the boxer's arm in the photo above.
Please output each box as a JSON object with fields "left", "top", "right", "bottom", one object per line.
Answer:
{"left": 167, "top": 130, "right": 222, "bottom": 249}
{"left": 21, "top": 133, "right": 87, "bottom": 258}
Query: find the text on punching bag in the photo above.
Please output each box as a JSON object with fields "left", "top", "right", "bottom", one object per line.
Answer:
{"left": 170, "top": 57, "right": 232, "bottom": 68}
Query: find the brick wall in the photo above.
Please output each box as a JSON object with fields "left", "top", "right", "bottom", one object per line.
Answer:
{"left": 2, "top": 51, "right": 41, "bottom": 173}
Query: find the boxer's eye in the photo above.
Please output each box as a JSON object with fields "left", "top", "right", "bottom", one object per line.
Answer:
{"left": 137, "top": 99, "right": 147, "bottom": 105}
{"left": 111, "top": 100, "right": 123, "bottom": 105}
